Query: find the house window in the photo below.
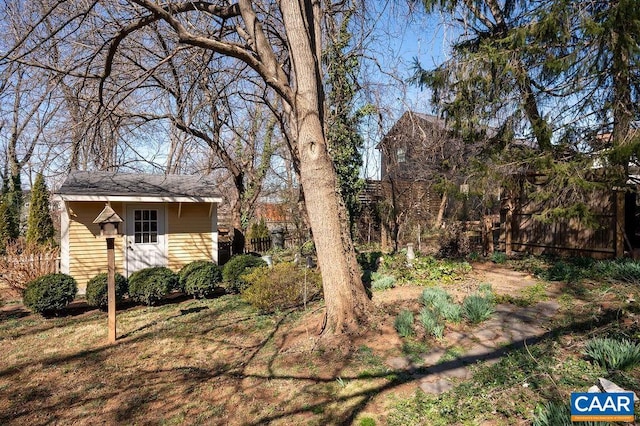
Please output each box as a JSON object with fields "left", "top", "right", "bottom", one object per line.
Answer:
{"left": 397, "top": 147, "right": 406, "bottom": 163}
{"left": 134, "top": 209, "right": 158, "bottom": 244}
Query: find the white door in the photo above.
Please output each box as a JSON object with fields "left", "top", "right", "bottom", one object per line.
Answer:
{"left": 125, "top": 205, "right": 167, "bottom": 276}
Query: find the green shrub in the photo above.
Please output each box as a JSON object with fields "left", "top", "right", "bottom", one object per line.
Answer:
{"left": 246, "top": 218, "right": 269, "bottom": 240}
{"left": 184, "top": 263, "right": 223, "bottom": 299}
{"left": 128, "top": 267, "right": 178, "bottom": 305}
{"left": 370, "top": 272, "right": 396, "bottom": 291}
{"left": 300, "top": 240, "right": 316, "bottom": 256}
{"left": 595, "top": 259, "right": 640, "bottom": 284}
{"left": 395, "top": 310, "right": 414, "bottom": 337}
{"left": 85, "top": 272, "right": 128, "bottom": 310}
{"left": 222, "top": 254, "right": 267, "bottom": 293}
{"left": 491, "top": 251, "right": 507, "bottom": 264}
{"left": 358, "top": 417, "right": 376, "bottom": 426}
{"left": 584, "top": 337, "right": 640, "bottom": 370}
{"left": 23, "top": 273, "right": 77, "bottom": 316}
{"left": 544, "top": 260, "right": 582, "bottom": 282}
{"left": 241, "top": 262, "right": 322, "bottom": 312}
{"left": 178, "top": 260, "right": 213, "bottom": 291}
{"left": 462, "top": 293, "right": 494, "bottom": 324}
{"left": 467, "top": 251, "right": 481, "bottom": 262}
{"left": 419, "top": 307, "right": 444, "bottom": 338}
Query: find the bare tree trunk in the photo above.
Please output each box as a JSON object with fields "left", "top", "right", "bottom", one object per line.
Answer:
{"left": 611, "top": 17, "right": 633, "bottom": 182}
{"left": 434, "top": 191, "right": 447, "bottom": 229}
{"left": 281, "top": 0, "right": 371, "bottom": 333}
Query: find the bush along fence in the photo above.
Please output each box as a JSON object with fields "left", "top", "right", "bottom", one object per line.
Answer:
{"left": 0, "top": 241, "right": 60, "bottom": 296}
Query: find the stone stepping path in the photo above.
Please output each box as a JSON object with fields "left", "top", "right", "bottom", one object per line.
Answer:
{"left": 385, "top": 301, "right": 560, "bottom": 395}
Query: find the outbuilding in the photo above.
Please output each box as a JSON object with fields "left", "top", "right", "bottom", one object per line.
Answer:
{"left": 56, "top": 171, "right": 222, "bottom": 292}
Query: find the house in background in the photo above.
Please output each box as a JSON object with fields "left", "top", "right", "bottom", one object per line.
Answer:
{"left": 366, "top": 111, "right": 638, "bottom": 258}
{"left": 372, "top": 111, "right": 486, "bottom": 249}
{"left": 56, "top": 172, "right": 222, "bottom": 292}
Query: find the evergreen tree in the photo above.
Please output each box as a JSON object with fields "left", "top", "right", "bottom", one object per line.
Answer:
{"left": 0, "top": 172, "right": 20, "bottom": 252}
{"left": 26, "top": 173, "right": 55, "bottom": 245}
{"left": 411, "top": 0, "right": 640, "bottom": 223}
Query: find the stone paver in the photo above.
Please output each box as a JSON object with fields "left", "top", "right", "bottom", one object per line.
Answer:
{"left": 386, "top": 356, "right": 411, "bottom": 370}
{"left": 421, "top": 348, "right": 447, "bottom": 366}
{"left": 419, "top": 378, "right": 454, "bottom": 394}
{"left": 389, "top": 300, "right": 560, "bottom": 395}
{"left": 473, "top": 327, "right": 499, "bottom": 342}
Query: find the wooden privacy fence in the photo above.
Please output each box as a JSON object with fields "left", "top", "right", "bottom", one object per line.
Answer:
{"left": 247, "top": 237, "right": 271, "bottom": 253}
{"left": 246, "top": 234, "right": 305, "bottom": 253}
{"left": 504, "top": 189, "right": 625, "bottom": 259}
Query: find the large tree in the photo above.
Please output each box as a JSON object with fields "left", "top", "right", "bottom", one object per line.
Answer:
{"left": 411, "top": 0, "right": 640, "bottom": 228}
{"left": 413, "top": 0, "right": 639, "bottom": 160}
{"left": 7, "top": 0, "right": 372, "bottom": 333}
{"left": 412, "top": 0, "right": 555, "bottom": 151}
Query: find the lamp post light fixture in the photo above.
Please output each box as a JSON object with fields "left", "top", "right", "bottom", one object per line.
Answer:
{"left": 93, "top": 203, "right": 123, "bottom": 344}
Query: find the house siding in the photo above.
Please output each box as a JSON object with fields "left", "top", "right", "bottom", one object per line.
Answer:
{"left": 66, "top": 201, "right": 125, "bottom": 293}
{"left": 167, "top": 203, "right": 215, "bottom": 270}
{"left": 62, "top": 201, "right": 217, "bottom": 292}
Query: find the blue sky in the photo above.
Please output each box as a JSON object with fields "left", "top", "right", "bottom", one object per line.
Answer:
{"left": 359, "top": 2, "right": 454, "bottom": 178}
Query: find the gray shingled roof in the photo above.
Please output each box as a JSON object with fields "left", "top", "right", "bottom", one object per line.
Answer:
{"left": 57, "top": 171, "right": 221, "bottom": 199}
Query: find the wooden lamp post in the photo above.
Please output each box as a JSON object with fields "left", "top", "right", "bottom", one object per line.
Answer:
{"left": 93, "top": 203, "right": 123, "bottom": 344}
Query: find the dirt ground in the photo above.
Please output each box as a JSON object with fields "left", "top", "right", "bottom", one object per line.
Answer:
{"left": 0, "top": 262, "right": 585, "bottom": 425}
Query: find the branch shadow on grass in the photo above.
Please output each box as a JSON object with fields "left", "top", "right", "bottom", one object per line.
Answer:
{"left": 0, "top": 296, "right": 629, "bottom": 425}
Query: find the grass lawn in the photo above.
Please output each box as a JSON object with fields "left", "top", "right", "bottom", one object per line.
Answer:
{"left": 0, "top": 295, "right": 399, "bottom": 425}
{"left": 1, "top": 258, "right": 640, "bottom": 425}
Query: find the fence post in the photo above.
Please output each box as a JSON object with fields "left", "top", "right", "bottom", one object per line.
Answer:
{"left": 504, "top": 199, "right": 513, "bottom": 256}
{"left": 615, "top": 190, "right": 625, "bottom": 258}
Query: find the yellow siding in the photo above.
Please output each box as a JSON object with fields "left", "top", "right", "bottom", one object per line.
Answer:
{"left": 167, "top": 203, "right": 213, "bottom": 271}
{"left": 67, "top": 202, "right": 125, "bottom": 292}
{"left": 67, "top": 201, "right": 214, "bottom": 290}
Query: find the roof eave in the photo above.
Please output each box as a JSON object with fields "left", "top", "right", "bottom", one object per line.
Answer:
{"left": 55, "top": 194, "right": 223, "bottom": 203}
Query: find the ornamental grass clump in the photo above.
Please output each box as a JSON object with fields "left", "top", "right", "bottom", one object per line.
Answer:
{"left": 23, "top": 273, "right": 77, "bottom": 316}
{"left": 595, "top": 259, "right": 640, "bottom": 284}
{"left": 584, "top": 337, "right": 640, "bottom": 371}
{"left": 85, "top": 272, "right": 128, "bottom": 310}
{"left": 438, "top": 301, "right": 462, "bottom": 324}
{"left": 370, "top": 272, "right": 396, "bottom": 291}
{"left": 462, "top": 293, "right": 495, "bottom": 324}
{"left": 421, "top": 287, "right": 462, "bottom": 323}
{"left": 533, "top": 402, "right": 572, "bottom": 426}
{"left": 419, "top": 307, "right": 444, "bottom": 338}
{"left": 421, "top": 287, "right": 451, "bottom": 307}
{"left": 395, "top": 310, "right": 414, "bottom": 337}
{"left": 533, "top": 401, "right": 607, "bottom": 426}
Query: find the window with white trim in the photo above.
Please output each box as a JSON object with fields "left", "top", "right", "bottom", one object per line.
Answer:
{"left": 134, "top": 209, "right": 158, "bottom": 244}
